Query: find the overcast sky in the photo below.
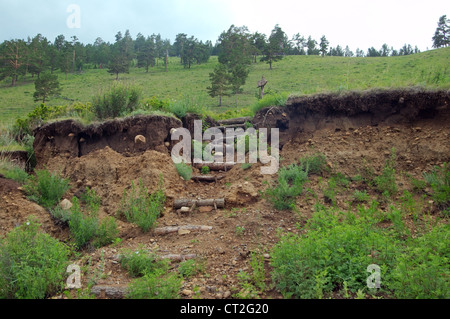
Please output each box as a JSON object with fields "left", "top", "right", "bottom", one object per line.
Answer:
{"left": 0, "top": 0, "right": 448, "bottom": 51}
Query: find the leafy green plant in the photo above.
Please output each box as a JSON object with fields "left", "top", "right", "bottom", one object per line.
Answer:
{"left": 68, "top": 196, "right": 119, "bottom": 249}
{"left": 270, "top": 208, "right": 398, "bottom": 298}
{"left": 1, "top": 163, "right": 29, "bottom": 184}
{"left": 174, "top": 162, "right": 193, "bottom": 181}
{"left": 375, "top": 149, "right": 397, "bottom": 196}
{"left": 249, "top": 250, "right": 266, "bottom": 292}
{"left": 126, "top": 270, "right": 182, "bottom": 299}
{"left": 389, "top": 223, "right": 449, "bottom": 299}
{"left": 24, "top": 169, "right": 70, "bottom": 209}
{"left": 92, "top": 83, "right": 141, "bottom": 119}
{"left": 298, "top": 154, "right": 328, "bottom": 176}
{"left": 0, "top": 217, "right": 71, "bottom": 299}
{"left": 201, "top": 166, "right": 210, "bottom": 175}
{"left": 353, "top": 190, "right": 370, "bottom": 203}
{"left": 178, "top": 259, "right": 205, "bottom": 278}
{"left": 241, "top": 163, "right": 252, "bottom": 170}
{"left": 423, "top": 163, "right": 449, "bottom": 210}
{"left": 119, "top": 249, "right": 169, "bottom": 278}
{"left": 117, "top": 178, "right": 166, "bottom": 232}
{"left": 264, "top": 163, "right": 309, "bottom": 210}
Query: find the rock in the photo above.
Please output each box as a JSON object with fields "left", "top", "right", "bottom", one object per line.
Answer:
{"left": 60, "top": 199, "right": 73, "bottom": 210}
{"left": 199, "top": 206, "right": 214, "bottom": 213}
{"left": 182, "top": 289, "right": 193, "bottom": 296}
{"left": 178, "top": 229, "right": 191, "bottom": 235}
{"left": 224, "top": 291, "right": 231, "bottom": 298}
{"left": 134, "top": 135, "right": 146, "bottom": 144}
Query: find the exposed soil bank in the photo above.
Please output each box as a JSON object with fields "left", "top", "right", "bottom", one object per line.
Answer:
{"left": 252, "top": 88, "right": 450, "bottom": 147}
{"left": 33, "top": 115, "right": 182, "bottom": 168}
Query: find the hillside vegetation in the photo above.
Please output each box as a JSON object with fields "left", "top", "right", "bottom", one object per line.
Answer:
{"left": 0, "top": 47, "right": 449, "bottom": 125}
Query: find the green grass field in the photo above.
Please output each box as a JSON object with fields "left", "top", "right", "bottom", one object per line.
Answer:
{"left": 0, "top": 47, "right": 449, "bottom": 125}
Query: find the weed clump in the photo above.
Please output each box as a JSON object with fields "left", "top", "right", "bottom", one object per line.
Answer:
{"left": 117, "top": 178, "right": 166, "bottom": 232}
{"left": 0, "top": 217, "right": 71, "bottom": 299}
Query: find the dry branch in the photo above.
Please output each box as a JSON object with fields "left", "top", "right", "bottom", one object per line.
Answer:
{"left": 90, "top": 285, "right": 128, "bottom": 299}
{"left": 218, "top": 117, "right": 252, "bottom": 125}
{"left": 192, "top": 175, "right": 225, "bottom": 182}
{"left": 154, "top": 225, "right": 213, "bottom": 235}
{"left": 174, "top": 198, "right": 225, "bottom": 209}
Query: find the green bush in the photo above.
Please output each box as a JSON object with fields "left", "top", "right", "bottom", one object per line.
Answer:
{"left": 68, "top": 196, "right": 119, "bottom": 250}
{"left": 375, "top": 149, "right": 397, "bottom": 196}
{"left": 201, "top": 166, "right": 210, "bottom": 175}
{"left": 119, "top": 249, "right": 169, "bottom": 278}
{"left": 270, "top": 209, "right": 398, "bottom": 298}
{"left": 423, "top": 163, "right": 449, "bottom": 210}
{"left": 0, "top": 217, "right": 71, "bottom": 299}
{"left": 2, "top": 165, "right": 29, "bottom": 184}
{"left": 117, "top": 178, "right": 166, "bottom": 232}
{"left": 264, "top": 163, "right": 308, "bottom": 210}
{"left": 389, "top": 223, "right": 449, "bottom": 299}
{"left": 24, "top": 169, "right": 70, "bottom": 209}
{"left": 250, "top": 92, "right": 289, "bottom": 115}
{"left": 174, "top": 162, "right": 193, "bottom": 181}
{"left": 92, "top": 83, "right": 141, "bottom": 119}
{"left": 298, "top": 154, "right": 328, "bottom": 175}
{"left": 126, "top": 270, "right": 182, "bottom": 299}
{"left": 178, "top": 259, "right": 205, "bottom": 279}
{"left": 353, "top": 190, "right": 370, "bottom": 203}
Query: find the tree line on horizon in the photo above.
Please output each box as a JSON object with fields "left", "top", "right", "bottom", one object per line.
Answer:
{"left": 0, "top": 15, "right": 448, "bottom": 88}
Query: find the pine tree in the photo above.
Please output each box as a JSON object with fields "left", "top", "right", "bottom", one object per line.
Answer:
{"left": 319, "top": 35, "right": 329, "bottom": 57}
{"left": 432, "top": 15, "right": 450, "bottom": 48}
{"left": 207, "top": 64, "right": 231, "bottom": 106}
{"left": 33, "top": 72, "right": 61, "bottom": 103}
{"left": 261, "top": 25, "right": 286, "bottom": 69}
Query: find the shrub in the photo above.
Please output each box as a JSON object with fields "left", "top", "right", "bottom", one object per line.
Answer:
{"left": 1, "top": 163, "right": 29, "bottom": 184}
{"left": 389, "top": 223, "right": 449, "bottom": 299}
{"left": 119, "top": 249, "right": 169, "bottom": 278}
{"left": 24, "top": 169, "right": 70, "bottom": 209}
{"left": 264, "top": 163, "right": 308, "bottom": 210}
{"left": 68, "top": 197, "right": 101, "bottom": 249}
{"left": 423, "top": 163, "right": 449, "bottom": 210}
{"left": 270, "top": 209, "right": 398, "bottom": 298}
{"left": 375, "top": 149, "right": 397, "bottom": 196}
{"left": 353, "top": 190, "right": 370, "bottom": 203}
{"left": 68, "top": 196, "right": 119, "bottom": 249}
{"left": 178, "top": 259, "right": 205, "bottom": 279}
{"left": 298, "top": 154, "right": 328, "bottom": 176}
{"left": 117, "top": 178, "right": 166, "bottom": 232}
{"left": 175, "top": 162, "right": 193, "bottom": 181}
{"left": 250, "top": 92, "right": 289, "bottom": 115}
{"left": 92, "top": 83, "right": 141, "bottom": 119}
{"left": 201, "top": 166, "right": 210, "bottom": 175}
{"left": 126, "top": 270, "right": 182, "bottom": 299}
{"left": 0, "top": 217, "right": 71, "bottom": 299}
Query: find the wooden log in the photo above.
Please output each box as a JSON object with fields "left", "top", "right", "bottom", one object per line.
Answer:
{"left": 91, "top": 285, "right": 128, "bottom": 299}
{"left": 193, "top": 162, "right": 235, "bottom": 171}
{"left": 218, "top": 117, "right": 252, "bottom": 125}
{"left": 192, "top": 175, "right": 225, "bottom": 183}
{"left": 174, "top": 198, "right": 225, "bottom": 209}
{"left": 160, "top": 254, "right": 197, "bottom": 262}
{"left": 154, "top": 225, "right": 213, "bottom": 235}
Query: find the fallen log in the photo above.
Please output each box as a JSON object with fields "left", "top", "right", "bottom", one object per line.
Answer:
{"left": 218, "top": 117, "right": 252, "bottom": 125}
{"left": 192, "top": 175, "right": 225, "bottom": 183}
{"left": 154, "top": 225, "right": 213, "bottom": 235}
{"left": 160, "top": 254, "right": 197, "bottom": 262}
{"left": 193, "top": 162, "right": 235, "bottom": 171}
{"left": 90, "top": 285, "right": 128, "bottom": 299}
{"left": 174, "top": 198, "right": 225, "bottom": 209}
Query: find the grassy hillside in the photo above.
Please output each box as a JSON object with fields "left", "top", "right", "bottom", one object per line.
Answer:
{"left": 0, "top": 47, "right": 449, "bottom": 125}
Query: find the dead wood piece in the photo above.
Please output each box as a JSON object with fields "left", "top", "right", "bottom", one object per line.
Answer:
{"left": 217, "top": 117, "right": 252, "bottom": 125}
{"left": 193, "top": 162, "right": 235, "bottom": 171}
{"left": 192, "top": 175, "right": 224, "bottom": 183}
{"left": 161, "top": 254, "right": 197, "bottom": 262}
{"left": 154, "top": 225, "right": 213, "bottom": 235}
{"left": 91, "top": 285, "right": 128, "bottom": 299}
{"left": 174, "top": 198, "right": 225, "bottom": 209}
